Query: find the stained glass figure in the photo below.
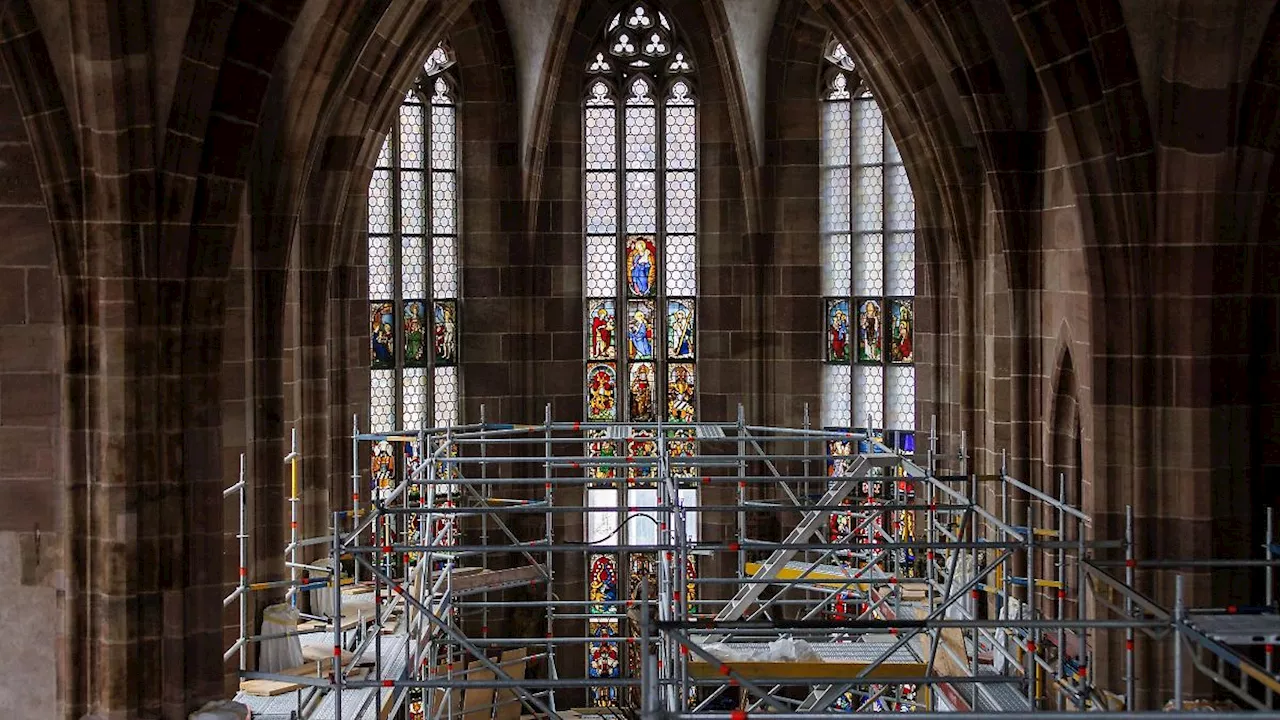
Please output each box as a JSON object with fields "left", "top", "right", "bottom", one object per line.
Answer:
{"left": 827, "top": 438, "right": 855, "bottom": 477}
{"left": 627, "top": 300, "right": 655, "bottom": 360}
{"left": 856, "top": 299, "right": 882, "bottom": 362}
{"left": 371, "top": 439, "right": 395, "bottom": 491}
{"left": 587, "top": 428, "right": 618, "bottom": 481}
{"left": 667, "top": 299, "right": 694, "bottom": 359}
{"left": 667, "top": 363, "right": 695, "bottom": 423}
{"left": 826, "top": 299, "right": 850, "bottom": 363}
{"left": 629, "top": 362, "right": 656, "bottom": 421}
{"left": 628, "top": 428, "right": 657, "bottom": 480}
{"left": 685, "top": 556, "right": 698, "bottom": 607}
{"left": 588, "top": 363, "right": 618, "bottom": 420}
{"left": 371, "top": 302, "right": 395, "bottom": 369}
{"left": 888, "top": 298, "right": 913, "bottom": 363}
{"left": 589, "top": 553, "right": 619, "bottom": 608}
{"left": 432, "top": 300, "right": 458, "bottom": 365}
{"left": 626, "top": 235, "right": 657, "bottom": 296}
{"left": 589, "top": 299, "right": 617, "bottom": 360}
{"left": 403, "top": 300, "right": 427, "bottom": 366}
{"left": 629, "top": 552, "right": 658, "bottom": 601}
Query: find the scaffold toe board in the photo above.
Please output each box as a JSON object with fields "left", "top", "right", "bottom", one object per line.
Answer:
{"left": 743, "top": 560, "right": 894, "bottom": 590}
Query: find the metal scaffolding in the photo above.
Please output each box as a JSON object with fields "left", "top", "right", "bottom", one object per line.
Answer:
{"left": 223, "top": 407, "right": 1280, "bottom": 718}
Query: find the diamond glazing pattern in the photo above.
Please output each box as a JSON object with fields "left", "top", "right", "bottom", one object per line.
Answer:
{"left": 431, "top": 105, "right": 456, "bottom": 170}
{"left": 434, "top": 366, "right": 459, "bottom": 427}
{"left": 371, "top": 369, "right": 396, "bottom": 433}
{"left": 586, "top": 108, "right": 617, "bottom": 170}
{"left": 625, "top": 172, "right": 657, "bottom": 233}
{"left": 432, "top": 235, "right": 459, "bottom": 299}
{"left": 586, "top": 172, "right": 618, "bottom": 234}
{"left": 432, "top": 172, "right": 457, "bottom": 235}
{"left": 886, "top": 234, "right": 915, "bottom": 296}
{"left": 586, "top": 236, "right": 617, "bottom": 296}
{"left": 401, "top": 236, "right": 425, "bottom": 299}
{"left": 821, "top": 102, "right": 851, "bottom": 167}
{"left": 400, "top": 170, "right": 424, "bottom": 234}
{"left": 368, "top": 170, "right": 392, "bottom": 234}
{"left": 853, "top": 364, "right": 884, "bottom": 430}
{"left": 402, "top": 367, "right": 429, "bottom": 428}
{"left": 823, "top": 365, "right": 853, "bottom": 428}
{"left": 399, "top": 103, "right": 424, "bottom": 168}
{"left": 821, "top": 234, "right": 851, "bottom": 296}
{"left": 368, "top": 236, "right": 393, "bottom": 298}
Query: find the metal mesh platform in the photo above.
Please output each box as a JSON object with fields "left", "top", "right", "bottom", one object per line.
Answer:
{"left": 973, "top": 667, "right": 1032, "bottom": 713}
{"left": 1187, "top": 613, "right": 1280, "bottom": 645}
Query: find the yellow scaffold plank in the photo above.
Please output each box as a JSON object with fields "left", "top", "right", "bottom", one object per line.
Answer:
{"left": 687, "top": 660, "right": 927, "bottom": 680}
{"left": 744, "top": 562, "right": 883, "bottom": 591}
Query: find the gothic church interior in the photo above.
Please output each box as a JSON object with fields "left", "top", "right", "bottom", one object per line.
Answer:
{"left": 0, "top": 0, "right": 1278, "bottom": 717}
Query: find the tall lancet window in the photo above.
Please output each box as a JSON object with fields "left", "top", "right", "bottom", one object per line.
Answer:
{"left": 820, "top": 40, "right": 916, "bottom": 452}
{"left": 580, "top": 2, "right": 699, "bottom": 708}
{"left": 368, "top": 41, "right": 461, "bottom": 494}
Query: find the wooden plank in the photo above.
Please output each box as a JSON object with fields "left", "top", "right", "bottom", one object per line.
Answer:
{"left": 494, "top": 648, "right": 528, "bottom": 720}
{"left": 450, "top": 565, "right": 544, "bottom": 593}
{"left": 462, "top": 660, "right": 496, "bottom": 720}
{"left": 301, "top": 645, "right": 353, "bottom": 663}
{"left": 687, "top": 659, "right": 927, "bottom": 680}
{"left": 238, "top": 662, "right": 325, "bottom": 696}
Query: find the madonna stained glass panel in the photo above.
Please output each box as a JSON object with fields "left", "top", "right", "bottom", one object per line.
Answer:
{"left": 820, "top": 39, "right": 916, "bottom": 439}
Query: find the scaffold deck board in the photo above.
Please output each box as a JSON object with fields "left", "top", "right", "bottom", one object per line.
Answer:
{"left": 689, "top": 638, "right": 923, "bottom": 679}
{"left": 744, "top": 560, "right": 892, "bottom": 590}
{"left": 1187, "top": 613, "right": 1280, "bottom": 645}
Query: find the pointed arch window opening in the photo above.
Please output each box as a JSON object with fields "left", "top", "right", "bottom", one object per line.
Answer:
{"left": 581, "top": 2, "right": 699, "bottom": 708}
{"left": 368, "top": 41, "right": 462, "bottom": 524}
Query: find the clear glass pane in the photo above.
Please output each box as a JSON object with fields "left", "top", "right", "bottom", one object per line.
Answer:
{"left": 434, "top": 365, "right": 459, "bottom": 426}
{"left": 886, "top": 233, "right": 915, "bottom": 296}
{"left": 665, "top": 106, "right": 696, "bottom": 170}
{"left": 432, "top": 171, "right": 457, "bottom": 234}
{"left": 624, "top": 106, "right": 657, "bottom": 169}
{"left": 678, "top": 488, "right": 698, "bottom": 542}
{"left": 368, "top": 235, "right": 393, "bottom": 298}
{"left": 628, "top": 488, "right": 658, "bottom": 545}
{"left": 402, "top": 367, "right": 429, "bottom": 428}
{"left": 886, "top": 364, "right": 915, "bottom": 432}
{"left": 432, "top": 234, "right": 459, "bottom": 299}
{"left": 400, "top": 170, "right": 424, "bottom": 234}
{"left": 376, "top": 135, "right": 392, "bottom": 168}
{"left": 852, "top": 99, "right": 883, "bottom": 165}
{"left": 821, "top": 101, "right": 851, "bottom": 167}
{"left": 822, "top": 364, "right": 852, "bottom": 428}
{"left": 625, "top": 171, "right": 656, "bottom": 233}
{"left": 886, "top": 164, "right": 914, "bottom": 231}
{"left": 585, "top": 235, "right": 617, "bottom": 296}
{"left": 853, "top": 167, "right": 883, "bottom": 232}
{"left": 664, "top": 234, "right": 696, "bottom": 295}
{"left": 401, "top": 235, "right": 425, "bottom": 298}
{"left": 399, "top": 103, "right": 424, "bottom": 168}
{"left": 853, "top": 364, "right": 884, "bottom": 430}
{"left": 821, "top": 233, "right": 851, "bottom": 297}
{"left": 854, "top": 234, "right": 884, "bottom": 296}
{"left": 371, "top": 368, "right": 396, "bottom": 433}
{"left": 821, "top": 167, "right": 851, "bottom": 233}
{"left": 588, "top": 488, "right": 620, "bottom": 546}
{"left": 665, "top": 170, "right": 696, "bottom": 233}
{"left": 368, "top": 169, "right": 392, "bottom": 234}
{"left": 586, "top": 171, "right": 618, "bottom": 234}
{"left": 585, "top": 107, "right": 617, "bottom": 170}
{"left": 431, "top": 104, "right": 456, "bottom": 170}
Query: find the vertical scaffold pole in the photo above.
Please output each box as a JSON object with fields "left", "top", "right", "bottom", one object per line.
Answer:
{"left": 1024, "top": 459, "right": 1037, "bottom": 708}
{"left": 1125, "top": 504, "right": 1135, "bottom": 711}
{"left": 352, "top": 414, "right": 361, "bottom": 583}
{"left": 238, "top": 453, "right": 248, "bottom": 672}
{"left": 1173, "top": 574, "right": 1185, "bottom": 711}
{"left": 286, "top": 427, "right": 300, "bottom": 607}
{"left": 480, "top": 403, "right": 490, "bottom": 646}
{"left": 736, "top": 403, "right": 746, "bottom": 581}
{"left": 544, "top": 403, "right": 556, "bottom": 710}
{"left": 332, "top": 511, "right": 344, "bottom": 720}
{"left": 967, "top": 471, "right": 978, "bottom": 711}
{"left": 1267, "top": 506, "right": 1275, "bottom": 708}
{"left": 1055, "top": 473, "right": 1066, "bottom": 710}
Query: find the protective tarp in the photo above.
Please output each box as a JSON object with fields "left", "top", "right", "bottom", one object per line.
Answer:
{"left": 189, "top": 700, "right": 250, "bottom": 720}
{"left": 701, "top": 637, "right": 825, "bottom": 663}
{"left": 258, "top": 603, "right": 304, "bottom": 672}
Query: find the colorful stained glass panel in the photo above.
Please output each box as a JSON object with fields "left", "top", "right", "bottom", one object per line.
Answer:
{"left": 856, "top": 299, "right": 883, "bottom": 363}
{"left": 588, "top": 299, "right": 617, "bottom": 361}
{"left": 587, "top": 428, "right": 618, "bottom": 481}
{"left": 628, "top": 362, "right": 656, "bottom": 421}
{"left": 667, "top": 299, "right": 694, "bottom": 359}
{"left": 888, "top": 298, "right": 913, "bottom": 363}
{"left": 628, "top": 428, "right": 657, "bottom": 479}
{"left": 625, "top": 235, "right": 658, "bottom": 297}
{"left": 587, "top": 363, "right": 618, "bottom": 421}
{"left": 626, "top": 300, "right": 655, "bottom": 360}
{"left": 433, "top": 300, "right": 458, "bottom": 365}
{"left": 403, "top": 300, "right": 428, "bottom": 366}
{"left": 826, "top": 299, "right": 850, "bottom": 364}
{"left": 371, "top": 439, "right": 395, "bottom": 491}
{"left": 371, "top": 302, "right": 395, "bottom": 369}
{"left": 589, "top": 553, "right": 619, "bottom": 607}
{"left": 667, "top": 363, "right": 695, "bottom": 423}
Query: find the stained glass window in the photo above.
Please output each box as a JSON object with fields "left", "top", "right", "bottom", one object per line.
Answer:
{"left": 368, "top": 41, "right": 460, "bottom": 508}
{"left": 820, "top": 39, "right": 915, "bottom": 453}
{"left": 582, "top": 3, "right": 699, "bottom": 706}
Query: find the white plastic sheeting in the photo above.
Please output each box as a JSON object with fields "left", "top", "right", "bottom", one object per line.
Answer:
{"left": 701, "top": 637, "right": 825, "bottom": 663}
{"left": 189, "top": 701, "right": 250, "bottom": 720}
{"left": 258, "top": 603, "right": 304, "bottom": 672}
